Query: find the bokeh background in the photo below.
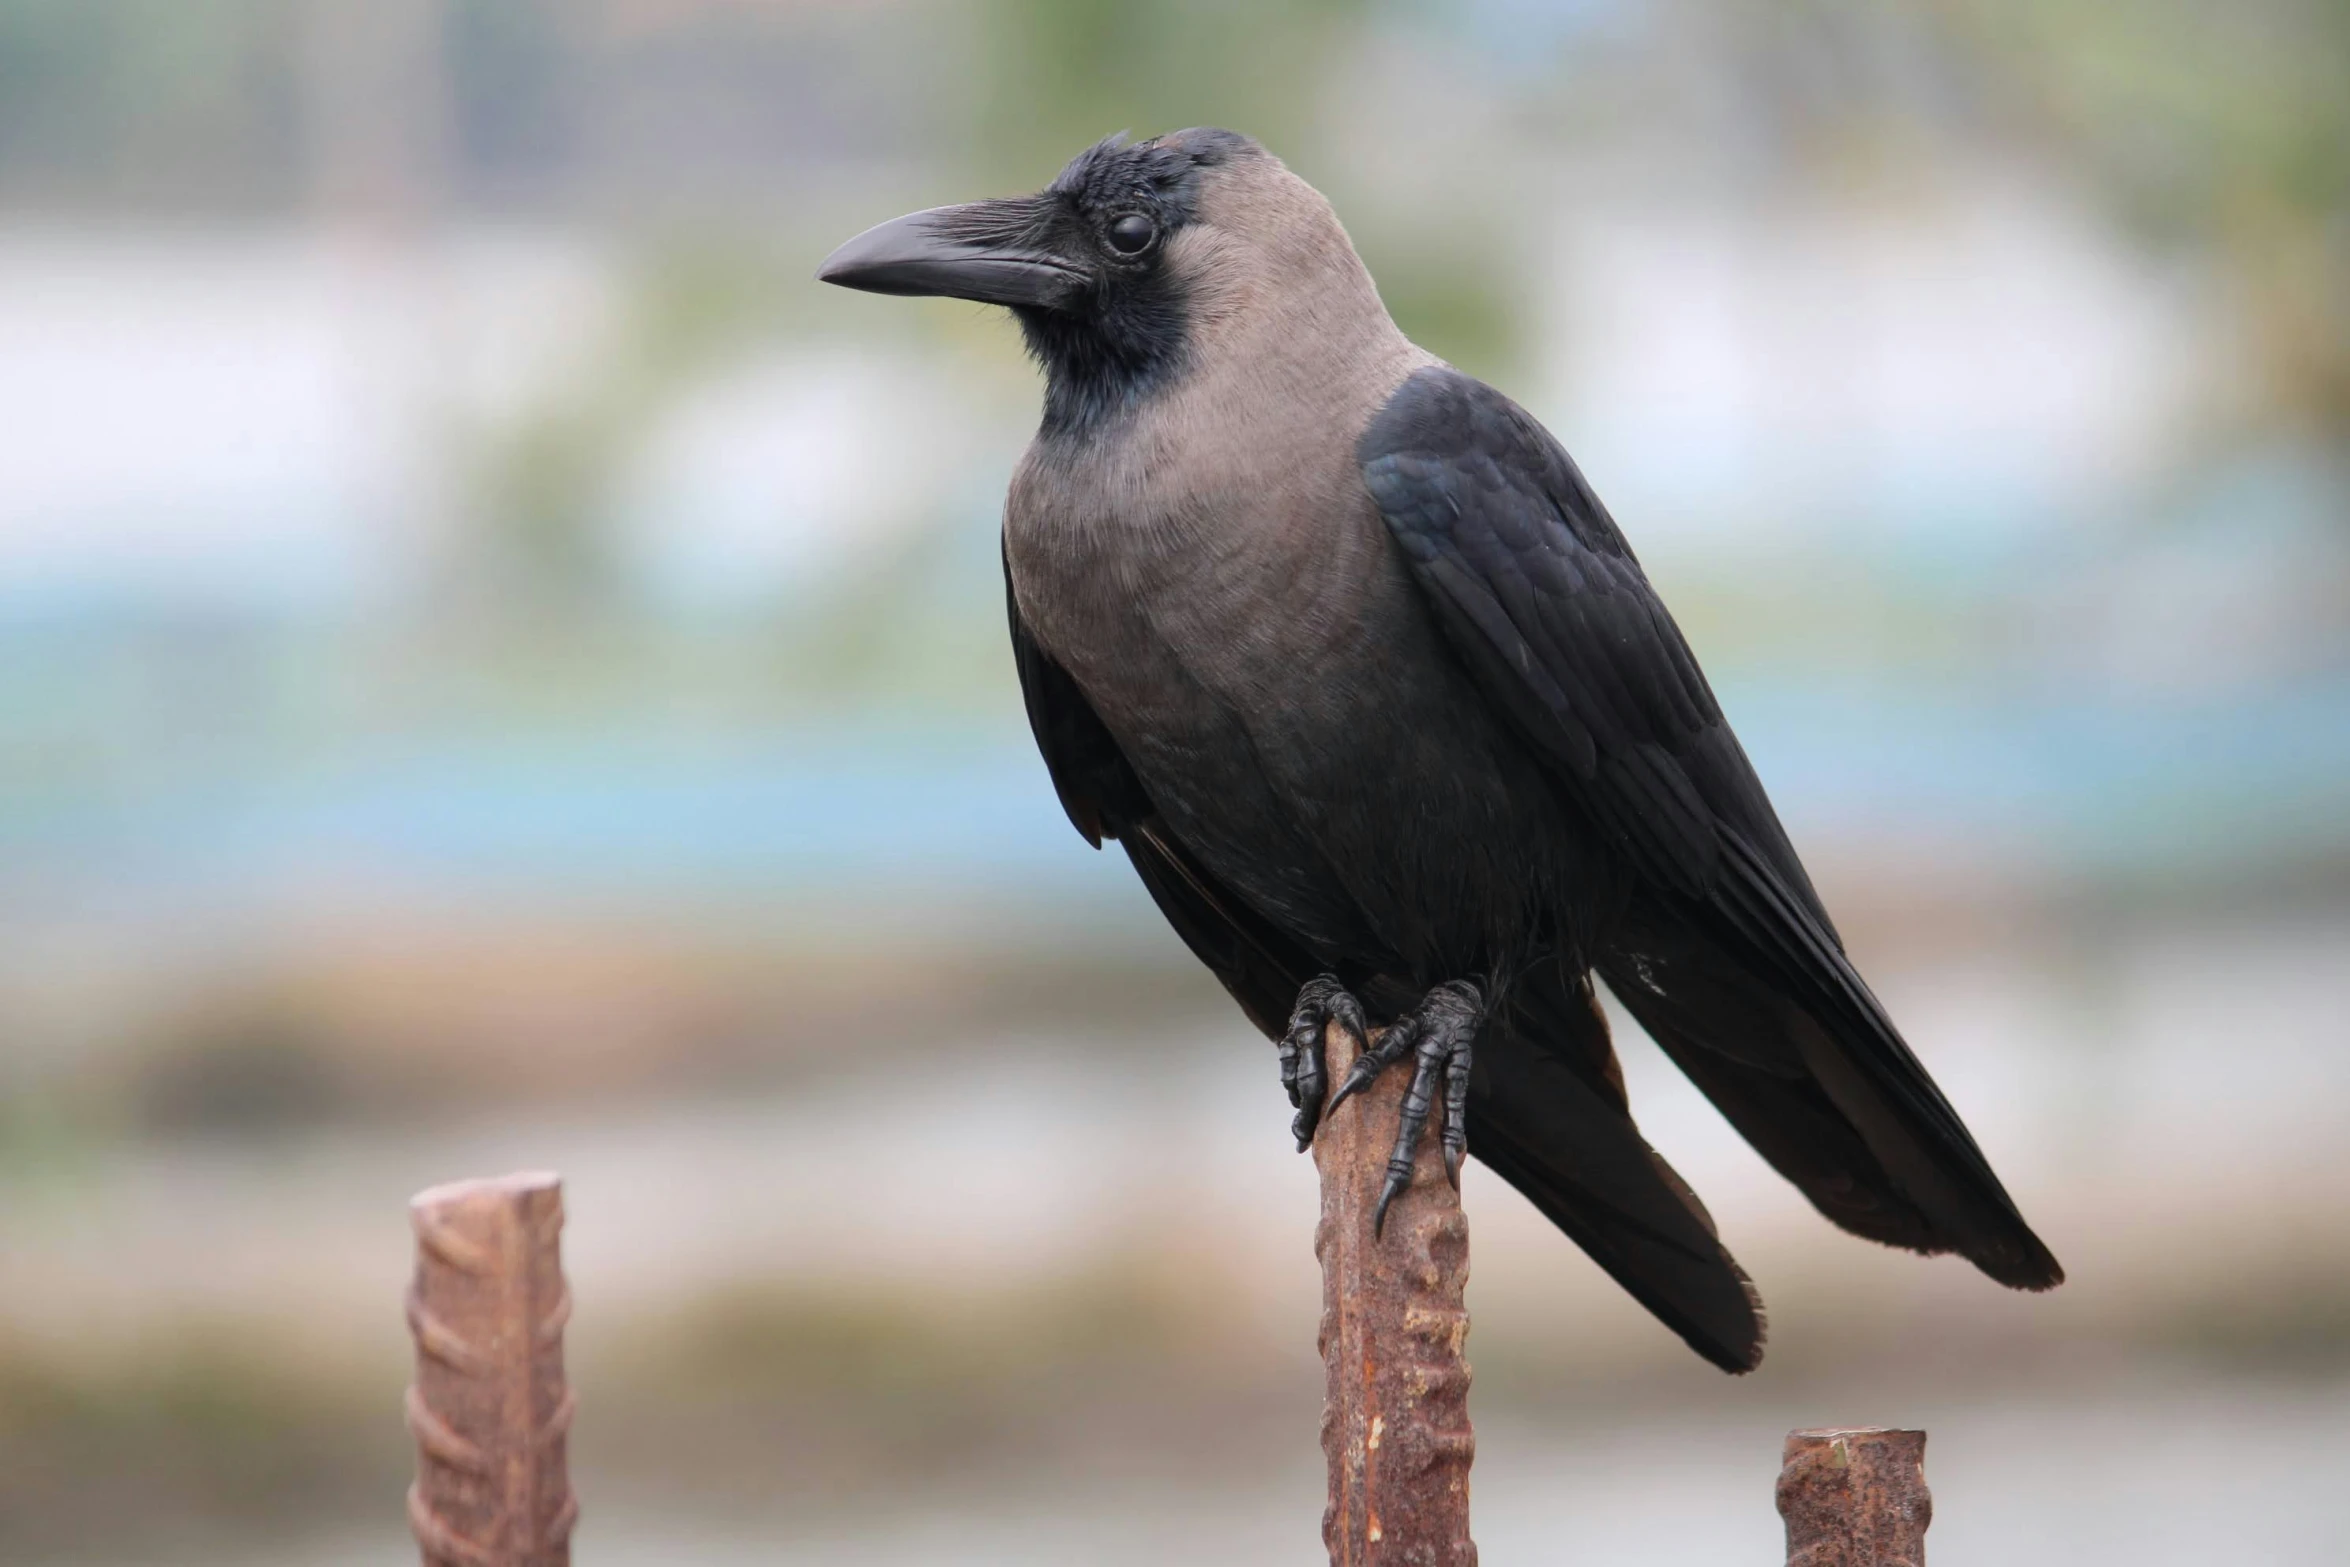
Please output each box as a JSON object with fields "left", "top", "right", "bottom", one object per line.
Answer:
{"left": 2, "top": 1, "right": 2347, "bottom": 1562}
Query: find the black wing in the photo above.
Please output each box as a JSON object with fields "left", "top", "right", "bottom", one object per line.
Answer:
{"left": 1008, "top": 549, "right": 1771, "bottom": 1370}
{"left": 1360, "top": 366, "right": 2060, "bottom": 1290}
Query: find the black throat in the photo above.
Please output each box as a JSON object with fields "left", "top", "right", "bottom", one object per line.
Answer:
{"left": 1018, "top": 278, "right": 1189, "bottom": 440}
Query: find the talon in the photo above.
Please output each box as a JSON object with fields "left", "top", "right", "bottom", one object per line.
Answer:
{"left": 1442, "top": 1021, "right": 1472, "bottom": 1188}
{"left": 1330, "top": 979, "right": 1484, "bottom": 1236}
{"left": 1323, "top": 1019, "right": 1415, "bottom": 1121}
{"left": 1279, "top": 977, "right": 1483, "bottom": 1210}
{"left": 1280, "top": 974, "right": 1364, "bottom": 1149}
{"left": 1329, "top": 990, "right": 1368, "bottom": 1050}
{"left": 1373, "top": 1161, "right": 1413, "bottom": 1236}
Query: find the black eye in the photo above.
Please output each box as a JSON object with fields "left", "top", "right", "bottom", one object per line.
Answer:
{"left": 1106, "top": 213, "right": 1157, "bottom": 255}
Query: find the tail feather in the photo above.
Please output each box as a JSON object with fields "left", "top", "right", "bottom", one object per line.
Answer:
{"left": 1470, "top": 988, "right": 1765, "bottom": 1373}
{"left": 1604, "top": 888, "right": 2064, "bottom": 1292}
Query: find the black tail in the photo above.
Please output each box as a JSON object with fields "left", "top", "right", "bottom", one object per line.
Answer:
{"left": 1469, "top": 977, "right": 1765, "bottom": 1373}
{"left": 1603, "top": 881, "right": 2063, "bottom": 1292}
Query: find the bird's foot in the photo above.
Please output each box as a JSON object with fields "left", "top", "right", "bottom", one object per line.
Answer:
{"left": 1324, "top": 980, "right": 1484, "bottom": 1236}
{"left": 1280, "top": 974, "right": 1366, "bottom": 1152}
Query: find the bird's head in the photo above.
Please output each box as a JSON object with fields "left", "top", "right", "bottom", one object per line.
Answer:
{"left": 819, "top": 129, "right": 1380, "bottom": 436}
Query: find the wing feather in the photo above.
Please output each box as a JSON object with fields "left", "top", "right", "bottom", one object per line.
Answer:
{"left": 1360, "top": 367, "right": 2060, "bottom": 1289}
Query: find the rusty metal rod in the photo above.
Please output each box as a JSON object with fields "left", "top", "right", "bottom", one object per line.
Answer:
{"left": 406, "top": 1171, "right": 578, "bottom": 1567}
{"left": 1778, "top": 1427, "right": 1931, "bottom": 1567}
{"left": 1314, "top": 1021, "right": 1477, "bottom": 1565}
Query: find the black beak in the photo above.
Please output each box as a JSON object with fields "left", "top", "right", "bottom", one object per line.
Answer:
{"left": 817, "top": 199, "right": 1089, "bottom": 311}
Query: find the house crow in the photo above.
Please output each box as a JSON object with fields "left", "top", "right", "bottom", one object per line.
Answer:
{"left": 819, "top": 129, "right": 2061, "bottom": 1372}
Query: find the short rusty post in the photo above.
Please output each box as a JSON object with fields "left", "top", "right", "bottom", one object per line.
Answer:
{"left": 1778, "top": 1427, "right": 1930, "bottom": 1567}
{"left": 1314, "top": 1022, "right": 1476, "bottom": 1565}
{"left": 406, "top": 1171, "right": 577, "bottom": 1567}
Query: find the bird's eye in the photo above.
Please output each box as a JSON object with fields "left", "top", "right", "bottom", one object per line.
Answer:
{"left": 1106, "top": 214, "right": 1157, "bottom": 255}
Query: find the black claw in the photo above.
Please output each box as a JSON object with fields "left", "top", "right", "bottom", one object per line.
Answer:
{"left": 1330, "top": 990, "right": 1368, "bottom": 1047}
{"left": 1281, "top": 974, "right": 1364, "bottom": 1150}
{"left": 1277, "top": 1027, "right": 1306, "bottom": 1108}
{"left": 1341, "top": 980, "right": 1484, "bottom": 1237}
{"left": 1441, "top": 1019, "right": 1473, "bottom": 1188}
{"left": 1323, "top": 1019, "right": 1416, "bottom": 1121}
{"left": 1377, "top": 1022, "right": 1449, "bottom": 1219}
{"left": 1280, "top": 976, "right": 1484, "bottom": 1217}
{"left": 1373, "top": 1161, "right": 1413, "bottom": 1237}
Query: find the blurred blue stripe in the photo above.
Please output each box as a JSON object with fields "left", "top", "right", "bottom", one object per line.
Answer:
{"left": 2, "top": 681, "right": 2346, "bottom": 905}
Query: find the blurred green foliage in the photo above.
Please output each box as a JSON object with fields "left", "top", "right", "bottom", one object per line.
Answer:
{"left": 1942, "top": 0, "right": 2350, "bottom": 439}
{"left": 969, "top": 0, "right": 1370, "bottom": 178}
{"left": 963, "top": 0, "right": 1521, "bottom": 375}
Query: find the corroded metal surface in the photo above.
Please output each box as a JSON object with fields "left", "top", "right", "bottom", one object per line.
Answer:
{"left": 1315, "top": 1022, "right": 1477, "bottom": 1566}
{"left": 1778, "top": 1427, "right": 1930, "bottom": 1567}
{"left": 406, "top": 1171, "right": 577, "bottom": 1567}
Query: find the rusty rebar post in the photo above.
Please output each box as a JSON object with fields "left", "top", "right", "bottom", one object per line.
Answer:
{"left": 1314, "top": 1022, "right": 1476, "bottom": 1566}
{"left": 406, "top": 1171, "right": 578, "bottom": 1567}
{"left": 1778, "top": 1427, "right": 1931, "bottom": 1567}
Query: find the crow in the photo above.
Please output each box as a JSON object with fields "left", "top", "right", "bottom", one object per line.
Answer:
{"left": 819, "top": 128, "right": 2060, "bottom": 1371}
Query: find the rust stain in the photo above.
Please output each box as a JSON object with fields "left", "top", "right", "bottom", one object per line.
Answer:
{"left": 1778, "top": 1427, "right": 1930, "bottom": 1567}
{"left": 1314, "top": 1023, "right": 1476, "bottom": 1565}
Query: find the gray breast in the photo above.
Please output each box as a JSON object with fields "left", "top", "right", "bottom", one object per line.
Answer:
{"left": 1005, "top": 415, "right": 1580, "bottom": 977}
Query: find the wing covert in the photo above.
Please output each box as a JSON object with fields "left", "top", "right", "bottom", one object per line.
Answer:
{"left": 1360, "top": 367, "right": 1817, "bottom": 916}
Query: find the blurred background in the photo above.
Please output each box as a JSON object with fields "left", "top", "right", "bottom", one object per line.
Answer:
{"left": 1, "top": 0, "right": 2346, "bottom": 1562}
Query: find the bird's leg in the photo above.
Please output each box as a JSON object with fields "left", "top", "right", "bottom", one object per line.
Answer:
{"left": 1280, "top": 974, "right": 1367, "bottom": 1151}
{"left": 1324, "top": 980, "right": 1484, "bottom": 1235}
